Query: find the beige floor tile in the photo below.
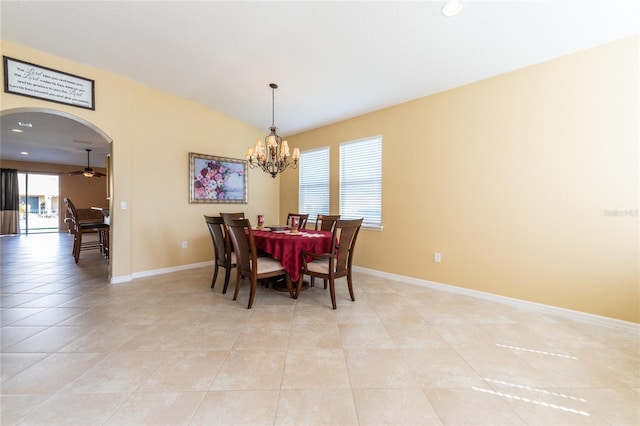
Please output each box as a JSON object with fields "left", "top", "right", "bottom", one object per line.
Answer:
{"left": 64, "top": 351, "right": 168, "bottom": 393}
{"left": 117, "top": 323, "right": 192, "bottom": 351}
{"left": 384, "top": 320, "right": 450, "bottom": 349}
{"left": 274, "top": 389, "right": 358, "bottom": 425}
{"left": 402, "top": 347, "right": 488, "bottom": 389}
{"left": 2, "top": 233, "right": 639, "bottom": 426}
{"left": 292, "top": 303, "right": 339, "bottom": 323}
{"left": 233, "top": 323, "right": 291, "bottom": 350}
{"left": 0, "top": 353, "right": 49, "bottom": 383}
{"left": 288, "top": 323, "right": 342, "bottom": 350}
{"left": 19, "top": 392, "right": 130, "bottom": 426}
{"left": 425, "top": 388, "right": 526, "bottom": 425}
{"left": 104, "top": 391, "right": 205, "bottom": 426}
{"left": 454, "top": 343, "right": 558, "bottom": 388}
{"left": 487, "top": 382, "right": 608, "bottom": 425}
{"left": 172, "top": 326, "right": 242, "bottom": 351}
{"left": 190, "top": 390, "right": 279, "bottom": 425}
{"left": 282, "top": 349, "right": 350, "bottom": 389}
{"left": 573, "top": 387, "right": 640, "bottom": 425}
{"left": 138, "top": 350, "right": 228, "bottom": 391}
{"left": 7, "top": 307, "right": 87, "bottom": 326}
{"left": 247, "top": 304, "right": 295, "bottom": 323}
{"left": 344, "top": 348, "right": 419, "bottom": 388}
{"left": 58, "top": 306, "right": 124, "bottom": 326}
{"left": 335, "top": 302, "right": 382, "bottom": 324}
{"left": 1, "top": 293, "right": 46, "bottom": 308}
{"left": 210, "top": 349, "right": 286, "bottom": 390}
{"left": 0, "top": 326, "right": 47, "bottom": 349}
{"left": 339, "top": 322, "right": 396, "bottom": 349}
{"left": 0, "top": 308, "right": 46, "bottom": 326}
{"left": 59, "top": 323, "right": 146, "bottom": 352}
{"left": 2, "top": 325, "right": 93, "bottom": 353}
{"left": 12, "top": 293, "right": 80, "bottom": 308}
{"left": 0, "top": 394, "right": 55, "bottom": 425}
{"left": 1, "top": 352, "right": 106, "bottom": 394}
{"left": 353, "top": 388, "right": 442, "bottom": 425}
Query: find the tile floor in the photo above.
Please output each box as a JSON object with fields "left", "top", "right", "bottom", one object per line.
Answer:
{"left": 1, "top": 232, "right": 638, "bottom": 425}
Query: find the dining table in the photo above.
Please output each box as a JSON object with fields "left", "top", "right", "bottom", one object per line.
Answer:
{"left": 251, "top": 228, "right": 332, "bottom": 283}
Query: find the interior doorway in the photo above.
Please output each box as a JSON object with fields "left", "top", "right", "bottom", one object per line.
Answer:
{"left": 18, "top": 172, "right": 60, "bottom": 234}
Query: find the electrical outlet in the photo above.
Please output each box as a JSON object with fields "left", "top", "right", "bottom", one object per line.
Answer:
{"left": 181, "top": 241, "right": 187, "bottom": 249}
{"left": 434, "top": 252, "right": 442, "bottom": 263}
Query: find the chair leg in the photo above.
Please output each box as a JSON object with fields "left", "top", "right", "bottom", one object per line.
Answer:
{"left": 73, "top": 234, "right": 81, "bottom": 264}
{"left": 295, "top": 275, "right": 304, "bottom": 299}
{"left": 284, "top": 274, "right": 294, "bottom": 299}
{"left": 323, "top": 279, "right": 328, "bottom": 289}
{"left": 329, "top": 278, "right": 337, "bottom": 309}
{"left": 347, "top": 273, "right": 355, "bottom": 302}
{"left": 211, "top": 264, "right": 219, "bottom": 289}
{"left": 247, "top": 278, "right": 258, "bottom": 309}
{"left": 222, "top": 267, "right": 231, "bottom": 294}
{"left": 233, "top": 271, "right": 242, "bottom": 301}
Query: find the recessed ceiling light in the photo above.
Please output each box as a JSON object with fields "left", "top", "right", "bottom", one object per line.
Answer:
{"left": 441, "top": 0, "right": 463, "bottom": 17}
{"left": 18, "top": 121, "right": 33, "bottom": 128}
{"left": 20, "top": 151, "right": 29, "bottom": 155}
{"left": 11, "top": 128, "right": 23, "bottom": 133}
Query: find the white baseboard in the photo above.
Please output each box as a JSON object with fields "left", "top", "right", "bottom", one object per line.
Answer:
{"left": 111, "top": 261, "right": 638, "bottom": 333}
{"left": 111, "top": 261, "right": 213, "bottom": 284}
{"left": 352, "top": 266, "right": 640, "bottom": 334}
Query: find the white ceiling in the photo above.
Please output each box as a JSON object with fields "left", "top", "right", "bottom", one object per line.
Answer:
{"left": 1, "top": 0, "right": 638, "bottom": 167}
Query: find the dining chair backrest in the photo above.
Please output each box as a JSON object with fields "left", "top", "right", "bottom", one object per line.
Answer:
{"left": 331, "top": 218, "right": 363, "bottom": 275}
{"left": 63, "top": 197, "right": 80, "bottom": 233}
{"left": 287, "top": 213, "right": 309, "bottom": 229}
{"left": 315, "top": 214, "right": 341, "bottom": 231}
{"left": 223, "top": 217, "right": 255, "bottom": 277}
{"left": 219, "top": 212, "right": 244, "bottom": 253}
{"left": 204, "top": 215, "right": 227, "bottom": 266}
{"left": 220, "top": 212, "right": 245, "bottom": 220}
{"left": 204, "top": 215, "right": 237, "bottom": 293}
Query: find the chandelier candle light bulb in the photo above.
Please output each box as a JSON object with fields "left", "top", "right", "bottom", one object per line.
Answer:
{"left": 246, "top": 83, "right": 300, "bottom": 178}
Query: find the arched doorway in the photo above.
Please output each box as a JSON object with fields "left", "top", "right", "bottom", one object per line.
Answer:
{"left": 1, "top": 107, "right": 114, "bottom": 273}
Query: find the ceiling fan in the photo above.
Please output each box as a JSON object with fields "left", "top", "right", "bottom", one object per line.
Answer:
{"left": 69, "top": 148, "right": 106, "bottom": 178}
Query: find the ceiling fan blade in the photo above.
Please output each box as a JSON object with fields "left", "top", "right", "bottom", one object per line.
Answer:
{"left": 69, "top": 149, "right": 106, "bottom": 177}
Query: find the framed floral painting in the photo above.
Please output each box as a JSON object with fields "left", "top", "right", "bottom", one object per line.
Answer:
{"left": 189, "top": 152, "right": 248, "bottom": 203}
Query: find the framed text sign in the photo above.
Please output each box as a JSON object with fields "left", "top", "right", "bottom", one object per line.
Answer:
{"left": 3, "top": 56, "right": 95, "bottom": 110}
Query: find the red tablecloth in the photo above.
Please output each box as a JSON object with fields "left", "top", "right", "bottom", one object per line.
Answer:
{"left": 252, "top": 230, "right": 332, "bottom": 281}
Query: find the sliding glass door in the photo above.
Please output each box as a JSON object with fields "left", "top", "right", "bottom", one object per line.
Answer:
{"left": 18, "top": 172, "right": 60, "bottom": 234}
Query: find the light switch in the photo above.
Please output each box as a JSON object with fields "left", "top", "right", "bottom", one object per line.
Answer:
{"left": 120, "top": 201, "right": 127, "bottom": 210}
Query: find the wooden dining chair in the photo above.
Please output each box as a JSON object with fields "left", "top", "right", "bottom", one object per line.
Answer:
{"left": 297, "top": 218, "right": 363, "bottom": 309}
{"left": 219, "top": 212, "right": 245, "bottom": 220}
{"left": 286, "top": 213, "right": 309, "bottom": 229}
{"left": 224, "top": 217, "right": 294, "bottom": 309}
{"left": 315, "top": 214, "right": 341, "bottom": 231}
{"left": 204, "top": 215, "right": 236, "bottom": 293}
{"left": 63, "top": 198, "right": 110, "bottom": 264}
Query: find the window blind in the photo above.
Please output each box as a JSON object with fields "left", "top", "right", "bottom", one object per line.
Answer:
{"left": 340, "top": 136, "right": 382, "bottom": 228}
{"left": 299, "top": 147, "right": 330, "bottom": 220}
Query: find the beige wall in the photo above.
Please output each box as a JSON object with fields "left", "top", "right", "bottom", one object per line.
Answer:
{"left": 281, "top": 36, "right": 639, "bottom": 323}
{"left": 0, "top": 159, "right": 108, "bottom": 231}
{"left": 2, "top": 37, "right": 637, "bottom": 322}
{"left": 1, "top": 40, "right": 280, "bottom": 280}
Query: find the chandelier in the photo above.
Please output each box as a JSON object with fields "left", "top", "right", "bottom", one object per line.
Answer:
{"left": 246, "top": 83, "right": 299, "bottom": 178}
